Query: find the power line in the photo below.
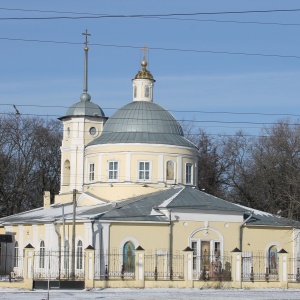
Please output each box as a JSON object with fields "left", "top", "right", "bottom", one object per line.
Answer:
{"left": 1, "top": 37, "right": 300, "bottom": 60}
{"left": 1, "top": 7, "right": 300, "bottom": 19}
{"left": 1, "top": 103, "right": 300, "bottom": 118}
{"left": 147, "top": 16, "right": 300, "bottom": 27}
{"left": 0, "top": 111, "right": 299, "bottom": 127}
{"left": 2, "top": 7, "right": 300, "bottom": 27}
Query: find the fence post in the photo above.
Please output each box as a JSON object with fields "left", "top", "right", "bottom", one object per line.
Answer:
{"left": 231, "top": 247, "right": 242, "bottom": 288}
{"left": 183, "top": 247, "right": 194, "bottom": 288}
{"left": 135, "top": 246, "right": 145, "bottom": 288}
{"left": 278, "top": 248, "right": 288, "bottom": 288}
{"left": 84, "top": 245, "right": 95, "bottom": 289}
{"left": 23, "top": 244, "right": 34, "bottom": 289}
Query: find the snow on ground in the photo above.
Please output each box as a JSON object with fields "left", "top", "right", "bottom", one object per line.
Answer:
{"left": 0, "top": 288, "right": 300, "bottom": 300}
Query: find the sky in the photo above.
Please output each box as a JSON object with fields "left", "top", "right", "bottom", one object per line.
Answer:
{"left": 1, "top": 1, "right": 300, "bottom": 137}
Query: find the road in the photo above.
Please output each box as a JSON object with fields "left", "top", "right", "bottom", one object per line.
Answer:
{"left": 1, "top": 288, "right": 300, "bottom": 300}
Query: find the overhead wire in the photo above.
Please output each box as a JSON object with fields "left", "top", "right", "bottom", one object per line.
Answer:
{"left": 2, "top": 7, "right": 300, "bottom": 27}
{"left": 2, "top": 7, "right": 300, "bottom": 18}
{"left": 0, "top": 37, "right": 300, "bottom": 60}
{"left": 0, "top": 111, "right": 299, "bottom": 129}
{"left": 1, "top": 103, "right": 300, "bottom": 118}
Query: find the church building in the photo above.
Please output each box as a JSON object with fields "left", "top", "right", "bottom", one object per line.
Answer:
{"left": 0, "top": 33, "right": 300, "bottom": 289}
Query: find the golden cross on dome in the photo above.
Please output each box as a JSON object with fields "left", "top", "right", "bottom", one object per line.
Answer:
{"left": 82, "top": 29, "right": 91, "bottom": 50}
{"left": 141, "top": 44, "right": 149, "bottom": 62}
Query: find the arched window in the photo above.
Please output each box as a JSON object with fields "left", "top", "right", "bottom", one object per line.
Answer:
{"left": 14, "top": 241, "right": 19, "bottom": 267}
{"left": 39, "top": 240, "right": 45, "bottom": 268}
{"left": 268, "top": 246, "right": 278, "bottom": 275}
{"left": 123, "top": 241, "right": 135, "bottom": 272}
{"left": 63, "top": 160, "right": 70, "bottom": 185}
{"left": 166, "top": 161, "right": 175, "bottom": 180}
{"left": 145, "top": 85, "right": 150, "bottom": 97}
{"left": 76, "top": 240, "right": 83, "bottom": 270}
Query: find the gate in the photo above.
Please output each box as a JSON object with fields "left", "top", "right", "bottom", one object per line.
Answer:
{"left": 33, "top": 251, "right": 84, "bottom": 289}
{"left": 144, "top": 253, "right": 184, "bottom": 280}
{"left": 242, "top": 251, "right": 279, "bottom": 282}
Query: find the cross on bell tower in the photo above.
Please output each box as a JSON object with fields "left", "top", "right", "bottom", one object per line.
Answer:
{"left": 82, "top": 29, "right": 91, "bottom": 51}
{"left": 82, "top": 29, "right": 91, "bottom": 93}
{"left": 140, "top": 44, "right": 149, "bottom": 69}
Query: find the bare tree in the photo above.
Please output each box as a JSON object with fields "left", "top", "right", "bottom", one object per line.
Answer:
{"left": 0, "top": 115, "right": 61, "bottom": 217}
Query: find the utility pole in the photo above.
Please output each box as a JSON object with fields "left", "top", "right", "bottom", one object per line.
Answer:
{"left": 70, "top": 189, "right": 76, "bottom": 280}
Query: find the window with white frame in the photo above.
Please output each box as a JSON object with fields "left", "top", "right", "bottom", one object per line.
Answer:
{"left": 186, "top": 163, "right": 193, "bottom": 184}
{"left": 89, "top": 163, "right": 95, "bottom": 181}
{"left": 108, "top": 161, "right": 118, "bottom": 180}
{"left": 39, "top": 240, "right": 45, "bottom": 268}
{"left": 76, "top": 240, "right": 83, "bottom": 270}
{"left": 139, "top": 161, "right": 150, "bottom": 180}
{"left": 191, "top": 239, "right": 222, "bottom": 278}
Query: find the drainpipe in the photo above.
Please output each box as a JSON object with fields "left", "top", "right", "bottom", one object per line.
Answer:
{"left": 91, "top": 220, "right": 95, "bottom": 248}
{"left": 54, "top": 221, "right": 61, "bottom": 282}
{"left": 70, "top": 189, "right": 77, "bottom": 280}
{"left": 239, "top": 211, "right": 254, "bottom": 251}
{"left": 168, "top": 209, "right": 173, "bottom": 280}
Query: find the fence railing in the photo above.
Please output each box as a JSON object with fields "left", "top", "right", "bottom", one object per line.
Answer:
{"left": 192, "top": 254, "right": 231, "bottom": 281}
{"left": 288, "top": 257, "right": 300, "bottom": 283}
{"left": 0, "top": 254, "right": 24, "bottom": 281}
{"left": 144, "top": 254, "right": 184, "bottom": 281}
{"left": 1, "top": 248, "right": 298, "bottom": 285}
{"left": 94, "top": 253, "right": 135, "bottom": 280}
{"left": 33, "top": 251, "right": 84, "bottom": 281}
{"left": 242, "top": 252, "right": 279, "bottom": 282}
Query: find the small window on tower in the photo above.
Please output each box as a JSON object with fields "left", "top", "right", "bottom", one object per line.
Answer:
{"left": 145, "top": 85, "right": 150, "bottom": 97}
{"left": 134, "top": 86, "right": 137, "bottom": 98}
{"left": 89, "top": 127, "right": 97, "bottom": 136}
{"left": 66, "top": 127, "right": 70, "bottom": 138}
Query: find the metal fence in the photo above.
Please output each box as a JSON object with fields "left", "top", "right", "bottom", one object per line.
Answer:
{"left": 33, "top": 251, "right": 84, "bottom": 281}
{"left": 144, "top": 254, "right": 184, "bottom": 281}
{"left": 192, "top": 254, "right": 232, "bottom": 281}
{"left": 242, "top": 252, "right": 279, "bottom": 282}
{"left": 0, "top": 254, "right": 24, "bottom": 281}
{"left": 288, "top": 257, "right": 300, "bottom": 282}
{"left": 94, "top": 253, "right": 135, "bottom": 280}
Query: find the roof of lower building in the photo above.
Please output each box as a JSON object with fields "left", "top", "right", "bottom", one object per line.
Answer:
{"left": 0, "top": 187, "right": 298, "bottom": 228}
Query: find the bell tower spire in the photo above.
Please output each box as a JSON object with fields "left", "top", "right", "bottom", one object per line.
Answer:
{"left": 82, "top": 29, "right": 91, "bottom": 94}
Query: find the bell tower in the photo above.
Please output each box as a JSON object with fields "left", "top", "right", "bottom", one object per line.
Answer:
{"left": 58, "top": 30, "right": 107, "bottom": 195}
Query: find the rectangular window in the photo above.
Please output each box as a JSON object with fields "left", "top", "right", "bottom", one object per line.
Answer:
{"left": 139, "top": 161, "right": 150, "bottom": 180}
{"left": 186, "top": 163, "right": 192, "bottom": 184}
{"left": 89, "top": 163, "right": 95, "bottom": 181}
{"left": 108, "top": 161, "right": 118, "bottom": 180}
